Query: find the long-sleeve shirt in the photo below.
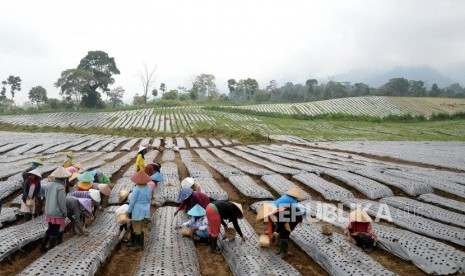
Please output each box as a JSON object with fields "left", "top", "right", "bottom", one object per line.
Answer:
{"left": 135, "top": 153, "right": 145, "bottom": 172}
{"left": 44, "top": 181, "right": 67, "bottom": 218}
{"left": 178, "top": 191, "right": 211, "bottom": 213}
{"left": 66, "top": 197, "right": 87, "bottom": 234}
{"left": 212, "top": 201, "right": 244, "bottom": 237}
{"left": 127, "top": 185, "right": 151, "bottom": 221}
{"left": 181, "top": 216, "right": 208, "bottom": 231}
{"left": 22, "top": 177, "right": 41, "bottom": 202}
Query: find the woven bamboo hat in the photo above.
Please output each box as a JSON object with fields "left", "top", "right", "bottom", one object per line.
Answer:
{"left": 50, "top": 167, "right": 72, "bottom": 179}
{"left": 74, "top": 163, "right": 83, "bottom": 170}
{"left": 181, "top": 177, "right": 196, "bottom": 189}
{"left": 27, "top": 169, "right": 42, "bottom": 178}
{"left": 65, "top": 151, "right": 74, "bottom": 158}
{"left": 78, "top": 171, "right": 94, "bottom": 183}
{"left": 256, "top": 203, "right": 278, "bottom": 221}
{"left": 69, "top": 172, "right": 80, "bottom": 182}
{"left": 119, "top": 190, "right": 130, "bottom": 203}
{"left": 187, "top": 204, "right": 206, "bottom": 217}
{"left": 230, "top": 202, "right": 243, "bottom": 218}
{"left": 285, "top": 186, "right": 304, "bottom": 201}
{"left": 138, "top": 146, "right": 147, "bottom": 153}
{"left": 349, "top": 208, "right": 372, "bottom": 223}
{"left": 98, "top": 184, "right": 111, "bottom": 196}
{"left": 89, "top": 189, "right": 101, "bottom": 203}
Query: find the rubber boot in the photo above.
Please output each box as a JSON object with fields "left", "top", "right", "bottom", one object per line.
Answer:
{"left": 209, "top": 237, "right": 222, "bottom": 254}
{"left": 48, "top": 236, "right": 58, "bottom": 251}
{"left": 130, "top": 234, "right": 143, "bottom": 251}
{"left": 140, "top": 232, "right": 145, "bottom": 250}
{"left": 126, "top": 232, "right": 136, "bottom": 247}
{"left": 57, "top": 231, "right": 64, "bottom": 244}
{"left": 25, "top": 213, "right": 32, "bottom": 221}
{"left": 40, "top": 234, "right": 50, "bottom": 253}
{"left": 279, "top": 239, "right": 289, "bottom": 259}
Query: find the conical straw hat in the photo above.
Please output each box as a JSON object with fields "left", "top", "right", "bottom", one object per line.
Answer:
{"left": 74, "top": 162, "right": 83, "bottom": 170}
{"left": 230, "top": 202, "right": 243, "bottom": 217}
{"left": 27, "top": 169, "right": 42, "bottom": 178}
{"left": 89, "top": 189, "right": 101, "bottom": 203}
{"left": 181, "top": 177, "right": 195, "bottom": 189}
{"left": 138, "top": 146, "right": 147, "bottom": 153}
{"left": 131, "top": 171, "right": 151, "bottom": 185}
{"left": 349, "top": 208, "right": 372, "bottom": 223}
{"left": 50, "top": 167, "right": 71, "bottom": 178}
{"left": 69, "top": 172, "right": 80, "bottom": 182}
{"left": 119, "top": 190, "right": 130, "bottom": 203}
{"left": 98, "top": 184, "right": 111, "bottom": 196}
{"left": 65, "top": 151, "right": 74, "bottom": 158}
{"left": 256, "top": 203, "right": 278, "bottom": 221}
{"left": 285, "top": 186, "right": 304, "bottom": 200}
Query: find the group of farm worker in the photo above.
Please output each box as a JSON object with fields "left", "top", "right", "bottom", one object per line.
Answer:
{"left": 18, "top": 142, "right": 378, "bottom": 258}
{"left": 19, "top": 151, "right": 113, "bottom": 252}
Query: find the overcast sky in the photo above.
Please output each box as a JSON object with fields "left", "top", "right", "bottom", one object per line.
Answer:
{"left": 1, "top": 0, "right": 465, "bottom": 104}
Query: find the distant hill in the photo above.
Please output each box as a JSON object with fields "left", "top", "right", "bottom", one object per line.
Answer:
{"left": 335, "top": 65, "right": 458, "bottom": 88}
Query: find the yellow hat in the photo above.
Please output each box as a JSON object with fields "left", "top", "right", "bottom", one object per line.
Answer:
{"left": 119, "top": 190, "right": 130, "bottom": 203}
{"left": 74, "top": 162, "right": 83, "bottom": 170}
{"left": 349, "top": 208, "right": 372, "bottom": 223}
{"left": 65, "top": 151, "right": 74, "bottom": 158}
{"left": 230, "top": 202, "right": 243, "bottom": 217}
{"left": 70, "top": 172, "right": 80, "bottom": 181}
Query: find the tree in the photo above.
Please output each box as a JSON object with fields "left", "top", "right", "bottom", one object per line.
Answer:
{"left": 107, "top": 86, "right": 125, "bottom": 108}
{"left": 349, "top": 83, "right": 370, "bottom": 97}
{"left": 1, "top": 81, "right": 7, "bottom": 97}
{"left": 190, "top": 74, "right": 218, "bottom": 100}
{"left": 429, "top": 83, "right": 441, "bottom": 97}
{"left": 159, "top": 83, "right": 166, "bottom": 96}
{"left": 77, "top": 50, "right": 120, "bottom": 108}
{"left": 254, "top": 90, "right": 271, "bottom": 102}
{"left": 408, "top": 80, "right": 426, "bottom": 97}
{"left": 237, "top": 78, "right": 259, "bottom": 100}
{"left": 139, "top": 64, "right": 157, "bottom": 104}
{"left": 162, "top": 89, "right": 178, "bottom": 100}
{"left": 152, "top": 88, "right": 158, "bottom": 98}
{"left": 324, "top": 81, "right": 348, "bottom": 99}
{"left": 443, "top": 83, "right": 464, "bottom": 98}
{"left": 227, "top": 79, "right": 237, "bottom": 99}
{"left": 378, "top": 78, "right": 410, "bottom": 96}
{"left": 6, "top": 75, "right": 21, "bottom": 99}
{"left": 28, "top": 86, "right": 47, "bottom": 108}
{"left": 55, "top": 69, "right": 95, "bottom": 109}
{"left": 266, "top": 80, "right": 280, "bottom": 101}
{"left": 133, "top": 94, "right": 146, "bottom": 105}
{"left": 305, "top": 79, "right": 318, "bottom": 101}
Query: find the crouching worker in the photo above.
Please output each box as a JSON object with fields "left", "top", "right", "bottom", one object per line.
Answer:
{"left": 66, "top": 196, "right": 94, "bottom": 237}
{"left": 206, "top": 201, "right": 247, "bottom": 254}
{"left": 114, "top": 204, "right": 132, "bottom": 241}
{"left": 175, "top": 204, "right": 209, "bottom": 242}
{"left": 126, "top": 171, "right": 152, "bottom": 251}
{"left": 344, "top": 208, "right": 377, "bottom": 252}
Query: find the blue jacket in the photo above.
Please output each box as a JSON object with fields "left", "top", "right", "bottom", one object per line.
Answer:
{"left": 273, "top": 194, "right": 305, "bottom": 216}
{"left": 127, "top": 185, "right": 151, "bottom": 221}
{"left": 150, "top": 172, "right": 164, "bottom": 183}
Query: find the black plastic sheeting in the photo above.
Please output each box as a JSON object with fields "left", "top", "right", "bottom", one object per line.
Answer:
{"left": 0, "top": 215, "right": 48, "bottom": 262}
{"left": 153, "top": 162, "right": 181, "bottom": 206}
{"left": 292, "top": 172, "right": 354, "bottom": 201}
{"left": 297, "top": 200, "right": 465, "bottom": 275}
{"left": 19, "top": 207, "right": 121, "bottom": 276}
{"left": 261, "top": 174, "right": 311, "bottom": 200}
{"left": 379, "top": 196, "right": 465, "bottom": 228}
{"left": 222, "top": 147, "right": 301, "bottom": 175}
{"left": 0, "top": 207, "right": 19, "bottom": 228}
{"left": 209, "top": 148, "right": 273, "bottom": 176}
{"left": 135, "top": 207, "right": 201, "bottom": 276}
{"left": 342, "top": 198, "right": 465, "bottom": 246}
{"left": 418, "top": 193, "right": 465, "bottom": 214}
{"left": 219, "top": 218, "right": 301, "bottom": 276}
{"left": 323, "top": 169, "right": 393, "bottom": 199}
{"left": 228, "top": 175, "right": 274, "bottom": 199}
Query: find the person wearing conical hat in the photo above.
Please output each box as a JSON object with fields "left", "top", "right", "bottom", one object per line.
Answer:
{"left": 114, "top": 204, "right": 132, "bottom": 241}
{"left": 77, "top": 171, "right": 95, "bottom": 191}
{"left": 181, "top": 177, "right": 201, "bottom": 192}
{"left": 126, "top": 171, "right": 152, "bottom": 251}
{"left": 63, "top": 151, "right": 74, "bottom": 168}
{"left": 174, "top": 188, "right": 211, "bottom": 217}
{"left": 65, "top": 196, "right": 94, "bottom": 237}
{"left": 206, "top": 201, "right": 247, "bottom": 254}
{"left": 20, "top": 169, "right": 42, "bottom": 220}
{"left": 175, "top": 204, "right": 209, "bottom": 242}
{"left": 40, "top": 167, "right": 70, "bottom": 253}
{"left": 259, "top": 186, "right": 305, "bottom": 258}
{"left": 22, "top": 158, "right": 43, "bottom": 181}
{"left": 344, "top": 208, "right": 377, "bottom": 252}
{"left": 66, "top": 162, "right": 82, "bottom": 174}
{"left": 135, "top": 146, "right": 147, "bottom": 172}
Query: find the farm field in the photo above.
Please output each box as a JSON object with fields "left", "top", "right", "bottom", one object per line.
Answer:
{"left": 0, "top": 131, "right": 464, "bottom": 276}
{"left": 1, "top": 97, "right": 465, "bottom": 142}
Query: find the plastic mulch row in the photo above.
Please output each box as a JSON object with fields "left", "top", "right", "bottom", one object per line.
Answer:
{"left": 292, "top": 172, "right": 354, "bottom": 202}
